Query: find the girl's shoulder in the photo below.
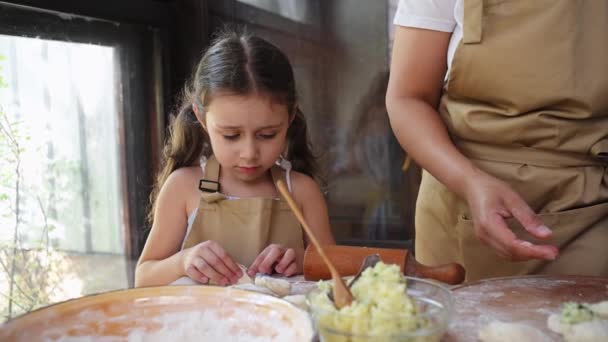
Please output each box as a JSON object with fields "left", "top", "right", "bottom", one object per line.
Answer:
{"left": 289, "top": 170, "right": 322, "bottom": 199}
{"left": 163, "top": 165, "right": 204, "bottom": 192}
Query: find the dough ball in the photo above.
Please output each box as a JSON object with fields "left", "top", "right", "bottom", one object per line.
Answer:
{"left": 589, "top": 301, "right": 608, "bottom": 319}
{"left": 255, "top": 276, "right": 292, "bottom": 297}
{"left": 478, "top": 321, "right": 553, "bottom": 342}
{"left": 548, "top": 313, "right": 608, "bottom": 342}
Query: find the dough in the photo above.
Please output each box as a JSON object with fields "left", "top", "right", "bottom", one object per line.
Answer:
{"left": 282, "top": 294, "right": 308, "bottom": 311}
{"left": 548, "top": 314, "right": 608, "bottom": 342}
{"left": 588, "top": 301, "right": 608, "bottom": 319}
{"left": 478, "top": 321, "right": 553, "bottom": 342}
{"left": 235, "top": 264, "right": 253, "bottom": 285}
{"left": 210, "top": 264, "right": 252, "bottom": 285}
{"left": 231, "top": 283, "right": 276, "bottom": 296}
{"left": 254, "top": 275, "right": 291, "bottom": 297}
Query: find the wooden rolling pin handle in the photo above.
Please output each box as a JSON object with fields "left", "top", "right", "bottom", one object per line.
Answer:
{"left": 304, "top": 245, "right": 466, "bottom": 285}
{"left": 404, "top": 256, "right": 466, "bottom": 285}
{"left": 303, "top": 245, "right": 406, "bottom": 281}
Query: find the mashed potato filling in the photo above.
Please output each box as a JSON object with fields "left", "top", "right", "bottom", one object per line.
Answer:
{"left": 309, "top": 262, "right": 423, "bottom": 337}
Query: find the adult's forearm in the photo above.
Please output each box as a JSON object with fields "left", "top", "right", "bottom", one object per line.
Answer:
{"left": 387, "top": 96, "right": 479, "bottom": 198}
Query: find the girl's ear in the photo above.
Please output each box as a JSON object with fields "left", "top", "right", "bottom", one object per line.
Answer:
{"left": 192, "top": 103, "right": 207, "bottom": 131}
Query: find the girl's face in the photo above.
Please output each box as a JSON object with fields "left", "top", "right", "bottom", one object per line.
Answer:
{"left": 201, "top": 94, "right": 291, "bottom": 182}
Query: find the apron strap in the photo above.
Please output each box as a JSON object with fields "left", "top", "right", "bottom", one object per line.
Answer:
{"left": 199, "top": 155, "right": 220, "bottom": 193}
{"left": 463, "top": 0, "right": 483, "bottom": 44}
{"left": 270, "top": 165, "right": 292, "bottom": 193}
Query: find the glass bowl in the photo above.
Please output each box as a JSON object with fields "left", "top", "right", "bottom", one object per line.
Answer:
{"left": 307, "top": 276, "right": 453, "bottom": 342}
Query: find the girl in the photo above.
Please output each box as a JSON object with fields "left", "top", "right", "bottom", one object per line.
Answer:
{"left": 135, "top": 31, "right": 335, "bottom": 287}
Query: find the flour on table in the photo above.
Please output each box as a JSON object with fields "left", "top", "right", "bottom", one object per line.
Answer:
{"left": 478, "top": 321, "right": 553, "bottom": 342}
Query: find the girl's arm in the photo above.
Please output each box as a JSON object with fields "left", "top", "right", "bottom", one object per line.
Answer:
{"left": 386, "top": 26, "right": 557, "bottom": 261}
{"left": 136, "top": 167, "right": 242, "bottom": 287}
{"left": 294, "top": 172, "right": 337, "bottom": 247}
{"left": 134, "top": 169, "right": 192, "bottom": 287}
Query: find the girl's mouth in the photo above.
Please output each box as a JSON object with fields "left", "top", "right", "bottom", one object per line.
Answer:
{"left": 238, "top": 166, "right": 259, "bottom": 174}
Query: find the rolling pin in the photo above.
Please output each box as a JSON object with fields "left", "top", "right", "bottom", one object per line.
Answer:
{"left": 303, "top": 245, "right": 466, "bottom": 285}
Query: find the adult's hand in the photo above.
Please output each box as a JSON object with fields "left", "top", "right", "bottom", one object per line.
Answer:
{"left": 463, "top": 169, "right": 559, "bottom": 261}
{"left": 182, "top": 240, "right": 242, "bottom": 285}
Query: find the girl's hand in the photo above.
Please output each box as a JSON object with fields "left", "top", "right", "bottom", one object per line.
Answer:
{"left": 182, "top": 240, "right": 243, "bottom": 285}
{"left": 463, "top": 170, "right": 559, "bottom": 262}
{"left": 247, "top": 244, "right": 300, "bottom": 277}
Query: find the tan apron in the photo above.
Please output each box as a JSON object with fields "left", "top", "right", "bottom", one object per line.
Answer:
{"left": 183, "top": 156, "right": 305, "bottom": 267}
{"left": 416, "top": 0, "right": 608, "bottom": 281}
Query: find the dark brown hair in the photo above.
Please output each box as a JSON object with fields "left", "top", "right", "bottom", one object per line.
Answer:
{"left": 148, "top": 30, "right": 317, "bottom": 224}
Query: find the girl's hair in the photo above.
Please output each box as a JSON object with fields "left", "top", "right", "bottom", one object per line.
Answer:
{"left": 148, "top": 30, "right": 317, "bottom": 224}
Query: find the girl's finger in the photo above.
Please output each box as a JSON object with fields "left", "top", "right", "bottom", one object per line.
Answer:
{"left": 282, "top": 262, "right": 298, "bottom": 277}
{"left": 186, "top": 264, "right": 209, "bottom": 284}
{"left": 194, "top": 256, "right": 228, "bottom": 285}
{"left": 248, "top": 249, "right": 269, "bottom": 277}
{"left": 274, "top": 248, "right": 296, "bottom": 274}
{"left": 258, "top": 246, "right": 284, "bottom": 274}
{"left": 207, "top": 242, "right": 242, "bottom": 279}
{"left": 201, "top": 247, "right": 240, "bottom": 283}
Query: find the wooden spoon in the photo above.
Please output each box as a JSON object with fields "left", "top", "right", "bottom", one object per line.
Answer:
{"left": 328, "top": 253, "right": 380, "bottom": 302}
{"left": 275, "top": 179, "right": 353, "bottom": 308}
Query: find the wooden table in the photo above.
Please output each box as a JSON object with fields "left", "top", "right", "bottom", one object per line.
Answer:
{"left": 443, "top": 275, "right": 608, "bottom": 341}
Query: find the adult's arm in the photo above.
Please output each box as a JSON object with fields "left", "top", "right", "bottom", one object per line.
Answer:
{"left": 386, "top": 26, "right": 557, "bottom": 261}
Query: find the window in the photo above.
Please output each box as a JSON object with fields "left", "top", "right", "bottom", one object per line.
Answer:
{"left": 236, "top": 0, "right": 320, "bottom": 25}
{"left": 0, "top": 3, "right": 161, "bottom": 322}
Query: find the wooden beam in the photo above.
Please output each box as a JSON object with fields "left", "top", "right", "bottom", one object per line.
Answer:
{"left": 0, "top": 0, "right": 172, "bottom": 26}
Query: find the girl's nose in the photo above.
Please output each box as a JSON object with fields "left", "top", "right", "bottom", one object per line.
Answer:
{"left": 240, "top": 138, "right": 259, "bottom": 160}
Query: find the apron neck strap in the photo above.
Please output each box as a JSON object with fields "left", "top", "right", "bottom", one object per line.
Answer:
{"left": 463, "top": 0, "right": 483, "bottom": 44}
{"left": 198, "top": 155, "right": 220, "bottom": 193}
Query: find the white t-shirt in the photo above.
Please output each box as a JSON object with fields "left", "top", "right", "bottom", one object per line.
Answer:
{"left": 393, "top": 0, "right": 463, "bottom": 76}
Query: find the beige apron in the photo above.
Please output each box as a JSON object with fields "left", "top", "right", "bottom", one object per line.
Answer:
{"left": 183, "top": 156, "right": 305, "bottom": 267}
{"left": 416, "top": 0, "right": 608, "bottom": 281}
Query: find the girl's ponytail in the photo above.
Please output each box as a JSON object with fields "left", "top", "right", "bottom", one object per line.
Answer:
{"left": 147, "top": 97, "right": 210, "bottom": 224}
{"left": 286, "top": 106, "right": 320, "bottom": 182}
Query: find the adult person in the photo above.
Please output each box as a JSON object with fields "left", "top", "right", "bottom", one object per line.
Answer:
{"left": 386, "top": 0, "right": 608, "bottom": 281}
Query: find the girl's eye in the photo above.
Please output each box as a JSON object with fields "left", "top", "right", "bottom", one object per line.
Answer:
{"left": 259, "top": 133, "right": 277, "bottom": 140}
{"left": 223, "top": 134, "right": 239, "bottom": 140}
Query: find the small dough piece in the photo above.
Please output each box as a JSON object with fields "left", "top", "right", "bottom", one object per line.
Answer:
{"left": 209, "top": 264, "right": 252, "bottom": 286}
{"left": 172, "top": 276, "right": 200, "bottom": 285}
{"left": 478, "top": 321, "right": 553, "bottom": 342}
{"left": 231, "top": 283, "right": 276, "bottom": 296}
{"left": 255, "top": 276, "right": 292, "bottom": 297}
{"left": 283, "top": 294, "right": 308, "bottom": 311}
{"left": 548, "top": 313, "right": 608, "bottom": 342}
{"left": 235, "top": 264, "right": 253, "bottom": 285}
{"left": 589, "top": 301, "right": 608, "bottom": 319}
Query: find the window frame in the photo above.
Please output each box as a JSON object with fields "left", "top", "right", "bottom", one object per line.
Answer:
{"left": 0, "top": 2, "right": 166, "bottom": 285}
